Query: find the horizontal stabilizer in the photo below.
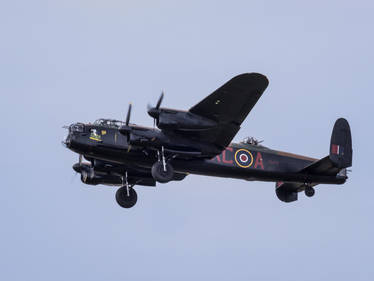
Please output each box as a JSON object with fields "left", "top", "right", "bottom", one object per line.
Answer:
{"left": 298, "top": 118, "right": 352, "bottom": 177}
{"left": 300, "top": 156, "right": 341, "bottom": 176}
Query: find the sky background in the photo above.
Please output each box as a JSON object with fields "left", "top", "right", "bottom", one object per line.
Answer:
{"left": 1, "top": 0, "right": 373, "bottom": 280}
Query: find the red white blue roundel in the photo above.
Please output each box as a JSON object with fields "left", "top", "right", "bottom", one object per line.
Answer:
{"left": 234, "top": 149, "right": 254, "bottom": 168}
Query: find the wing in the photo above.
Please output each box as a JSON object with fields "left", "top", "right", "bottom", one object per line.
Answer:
{"left": 190, "top": 73, "right": 269, "bottom": 125}
{"left": 187, "top": 73, "right": 269, "bottom": 148}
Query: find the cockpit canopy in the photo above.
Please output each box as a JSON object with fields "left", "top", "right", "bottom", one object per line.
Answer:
{"left": 94, "top": 119, "right": 125, "bottom": 128}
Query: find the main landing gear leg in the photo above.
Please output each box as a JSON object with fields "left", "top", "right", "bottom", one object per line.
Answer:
{"left": 152, "top": 146, "right": 174, "bottom": 183}
{"left": 116, "top": 172, "right": 137, "bottom": 208}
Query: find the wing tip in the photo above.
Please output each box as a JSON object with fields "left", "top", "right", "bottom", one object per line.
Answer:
{"left": 232, "top": 72, "right": 269, "bottom": 89}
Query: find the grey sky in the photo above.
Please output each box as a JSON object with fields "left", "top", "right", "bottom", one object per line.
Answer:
{"left": 1, "top": 1, "right": 373, "bottom": 280}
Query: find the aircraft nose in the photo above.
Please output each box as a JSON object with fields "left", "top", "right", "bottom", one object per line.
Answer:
{"left": 64, "top": 132, "right": 72, "bottom": 147}
{"left": 62, "top": 125, "right": 73, "bottom": 147}
{"left": 63, "top": 122, "right": 84, "bottom": 148}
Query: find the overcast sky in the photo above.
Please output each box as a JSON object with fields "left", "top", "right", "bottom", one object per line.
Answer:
{"left": 1, "top": 1, "right": 373, "bottom": 280}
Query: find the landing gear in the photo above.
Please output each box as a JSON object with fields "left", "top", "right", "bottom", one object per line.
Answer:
{"left": 115, "top": 172, "right": 137, "bottom": 208}
{"left": 116, "top": 186, "right": 137, "bottom": 208}
{"left": 304, "top": 185, "right": 315, "bottom": 197}
{"left": 151, "top": 146, "right": 175, "bottom": 183}
{"left": 152, "top": 161, "right": 174, "bottom": 183}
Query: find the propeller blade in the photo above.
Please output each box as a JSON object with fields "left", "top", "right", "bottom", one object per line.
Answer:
{"left": 79, "top": 154, "right": 82, "bottom": 166}
{"left": 126, "top": 103, "right": 132, "bottom": 126}
{"left": 156, "top": 92, "right": 164, "bottom": 109}
{"left": 147, "top": 92, "right": 164, "bottom": 124}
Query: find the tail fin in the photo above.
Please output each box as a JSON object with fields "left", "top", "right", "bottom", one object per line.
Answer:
{"left": 329, "top": 118, "right": 352, "bottom": 169}
{"left": 275, "top": 119, "right": 352, "bottom": 203}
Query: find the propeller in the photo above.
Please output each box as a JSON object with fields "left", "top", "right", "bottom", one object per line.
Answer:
{"left": 156, "top": 91, "right": 164, "bottom": 109}
{"left": 73, "top": 154, "right": 83, "bottom": 173}
{"left": 125, "top": 103, "right": 132, "bottom": 126}
{"left": 147, "top": 92, "right": 164, "bottom": 127}
{"left": 119, "top": 103, "right": 133, "bottom": 142}
{"left": 72, "top": 154, "right": 94, "bottom": 183}
{"left": 71, "top": 154, "right": 83, "bottom": 183}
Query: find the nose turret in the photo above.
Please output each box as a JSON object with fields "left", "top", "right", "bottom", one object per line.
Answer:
{"left": 63, "top": 122, "right": 88, "bottom": 152}
{"left": 69, "top": 123, "right": 85, "bottom": 133}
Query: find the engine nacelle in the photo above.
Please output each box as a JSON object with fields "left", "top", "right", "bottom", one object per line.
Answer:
{"left": 73, "top": 163, "right": 120, "bottom": 186}
{"left": 157, "top": 110, "right": 217, "bottom": 131}
{"left": 72, "top": 161, "right": 185, "bottom": 187}
{"left": 81, "top": 171, "right": 122, "bottom": 186}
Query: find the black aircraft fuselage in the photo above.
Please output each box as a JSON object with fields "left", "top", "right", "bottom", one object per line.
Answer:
{"left": 66, "top": 123, "right": 345, "bottom": 185}
{"left": 64, "top": 73, "right": 353, "bottom": 208}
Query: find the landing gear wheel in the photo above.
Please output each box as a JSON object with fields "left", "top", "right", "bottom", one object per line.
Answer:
{"left": 305, "top": 186, "right": 315, "bottom": 197}
{"left": 115, "top": 186, "right": 137, "bottom": 208}
{"left": 151, "top": 161, "right": 174, "bottom": 183}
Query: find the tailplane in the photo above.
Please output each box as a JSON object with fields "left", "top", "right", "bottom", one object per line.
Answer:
{"left": 298, "top": 118, "right": 353, "bottom": 176}
{"left": 275, "top": 118, "right": 352, "bottom": 203}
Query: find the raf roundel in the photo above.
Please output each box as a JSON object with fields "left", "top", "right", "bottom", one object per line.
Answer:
{"left": 234, "top": 149, "right": 254, "bottom": 168}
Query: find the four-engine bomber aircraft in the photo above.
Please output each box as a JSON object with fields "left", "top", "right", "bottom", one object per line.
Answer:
{"left": 63, "top": 73, "right": 353, "bottom": 208}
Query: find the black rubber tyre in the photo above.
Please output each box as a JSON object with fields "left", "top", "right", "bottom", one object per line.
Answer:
{"left": 115, "top": 186, "right": 137, "bottom": 208}
{"left": 305, "top": 186, "right": 315, "bottom": 197}
{"left": 151, "top": 161, "right": 174, "bottom": 183}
